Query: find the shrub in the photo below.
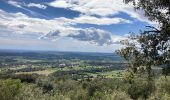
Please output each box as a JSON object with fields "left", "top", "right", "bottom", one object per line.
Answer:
{"left": 111, "top": 91, "right": 131, "bottom": 100}
{"left": 0, "top": 73, "right": 38, "bottom": 83}
{"left": 67, "top": 89, "right": 87, "bottom": 100}
{"left": 90, "top": 91, "right": 111, "bottom": 100}
{"left": 127, "top": 78, "right": 155, "bottom": 99}
{"left": 148, "top": 77, "right": 170, "bottom": 100}
{"left": 149, "top": 93, "right": 170, "bottom": 100}
{"left": 0, "top": 79, "right": 22, "bottom": 100}
{"left": 11, "top": 74, "right": 38, "bottom": 83}
{"left": 156, "top": 77, "right": 170, "bottom": 94}
{"left": 36, "top": 78, "right": 54, "bottom": 93}
{"left": 55, "top": 79, "right": 79, "bottom": 94}
{"left": 91, "top": 91, "right": 131, "bottom": 100}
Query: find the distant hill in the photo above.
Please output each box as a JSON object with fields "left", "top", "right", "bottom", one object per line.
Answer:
{"left": 0, "top": 49, "right": 123, "bottom": 62}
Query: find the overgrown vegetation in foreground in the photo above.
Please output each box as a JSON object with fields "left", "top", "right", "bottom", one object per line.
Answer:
{"left": 0, "top": 73, "right": 170, "bottom": 100}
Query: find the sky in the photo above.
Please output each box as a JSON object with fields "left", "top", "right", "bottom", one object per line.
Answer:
{"left": 0, "top": 0, "right": 153, "bottom": 53}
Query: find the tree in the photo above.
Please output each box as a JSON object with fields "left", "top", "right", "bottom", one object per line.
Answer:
{"left": 116, "top": 36, "right": 145, "bottom": 81}
{"left": 118, "top": 0, "right": 170, "bottom": 78}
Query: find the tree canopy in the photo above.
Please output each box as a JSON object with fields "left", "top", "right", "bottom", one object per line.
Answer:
{"left": 118, "top": 0, "right": 170, "bottom": 78}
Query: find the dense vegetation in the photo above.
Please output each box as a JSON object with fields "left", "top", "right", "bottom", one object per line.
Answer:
{"left": 0, "top": 73, "right": 170, "bottom": 100}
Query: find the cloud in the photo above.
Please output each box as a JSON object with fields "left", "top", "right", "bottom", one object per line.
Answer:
{"left": 42, "top": 27, "right": 126, "bottom": 46}
{"left": 0, "top": 9, "right": 65, "bottom": 35}
{"left": 0, "top": 9, "right": 130, "bottom": 35}
{"left": 7, "top": 1, "right": 48, "bottom": 18}
{"left": 0, "top": 9, "right": 126, "bottom": 46}
{"left": 67, "top": 28, "right": 113, "bottom": 45}
{"left": 7, "top": 0, "right": 22, "bottom": 8}
{"left": 48, "top": 0, "right": 153, "bottom": 24}
{"left": 53, "top": 15, "right": 132, "bottom": 25}
{"left": 48, "top": 0, "right": 120, "bottom": 16}
{"left": 26, "top": 3, "right": 47, "bottom": 9}
{"left": 42, "top": 30, "right": 60, "bottom": 39}
{"left": 7, "top": 1, "right": 47, "bottom": 9}
{"left": 72, "top": 15, "right": 132, "bottom": 25}
{"left": 6, "top": 1, "right": 131, "bottom": 25}
{"left": 49, "top": 0, "right": 73, "bottom": 8}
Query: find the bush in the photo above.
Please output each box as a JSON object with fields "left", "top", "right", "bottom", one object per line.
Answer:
{"left": 148, "top": 77, "right": 170, "bottom": 100}
{"left": 149, "top": 93, "right": 170, "bottom": 100}
{"left": 55, "top": 79, "right": 79, "bottom": 94}
{"left": 156, "top": 77, "right": 170, "bottom": 94}
{"left": 36, "top": 78, "right": 54, "bottom": 93}
{"left": 0, "top": 79, "right": 22, "bottom": 100}
{"left": 111, "top": 91, "right": 131, "bottom": 100}
{"left": 0, "top": 73, "right": 38, "bottom": 83}
{"left": 11, "top": 74, "right": 38, "bottom": 83}
{"left": 127, "top": 78, "right": 155, "bottom": 99}
{"left": 91, "top": 91, "right": 131, "bottom": 100}
{"left": 90, "top": 91, "right": 111, "bottom": 100}
{"left": 17, "top": 83, "right": 67, "bottom": 100}
{"left": 67, "top": 89, "right": 87, "bottom": 100}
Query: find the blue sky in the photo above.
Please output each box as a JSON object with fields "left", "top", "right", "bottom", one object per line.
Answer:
{"left": 0, "top": 0, "right": 152, "bottom": 53}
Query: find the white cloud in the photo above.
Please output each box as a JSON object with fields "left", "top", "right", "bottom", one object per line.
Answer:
{"left": 48, "top": 0, "right": 153, "bottom": 24}
{"left": 49, "top": 0, "right": 73, "bottom": 8}
{"left": 7, "top": 1, "right": 47, "bottom": 10}
{"left": 42, "top": 27, "right": 126, "bottom": 46}
{"left": 7, "top": 1, "right": 48, "bottom": 18}
{"left": 0, "top": 9, "right": 126, "bottom": 46}
{"left": 26, "top": 3, "right": 47, "bottom": 9}
{"left": 48, "top": 0, "right": 120, "bottom": 16}
{"left": 6, "top": 0, "right": 131, "bottom": 25}
{"left": 52, "top": 15, "right": 131, "bottom": 25}
{"left": 67, "top": 28, "right": 123, "bottom": 45}
{"left": 72, "top": 15, "right": 132, "bottom": 25}
{"left": 0, "top": 9, "right": 66, "bottom": 35}
{"left": 7, "top": 0, "right": 22, "bottom": 8}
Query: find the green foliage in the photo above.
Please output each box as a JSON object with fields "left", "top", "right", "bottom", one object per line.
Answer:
{"left": 122, "top": 0, "right": 170, "bottom": 77}
{"left": 148, "top": 77, "right": 170, "bottom": 100}
{"left": 149, "top": 93, "right": 170, "bottom": 100}
{"left": 0, "top": 79, "right": 22, "bottom": 100}
{"left": 13, "top": 74, "right": 38, "bottom": 83}
{"left": 117, "top": 1, "right": 170, "bottom": 99}
{"left": 0, "top": 76, "right": 170, "bottom": 100}
{"left": 0, "top": 73, "right": 38, "bottom": 83}
{"left": 36, "top": 78, "right": 54, "bottom": 93}
{"left": 156, "top": 77, "right": 170, "bottom": 94}
{"left": 91, "top": 91, "right": 131, "bottom": 100}
{"left": 127, "top": 79, "right": 155, "bottom": 99}
{"left": 110, "top": 91, "right": 131, "bottom": 100}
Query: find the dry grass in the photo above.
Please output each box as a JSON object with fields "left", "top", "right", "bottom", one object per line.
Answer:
{"left": 15, "top": 69, "right": 56, "bottom": 76}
